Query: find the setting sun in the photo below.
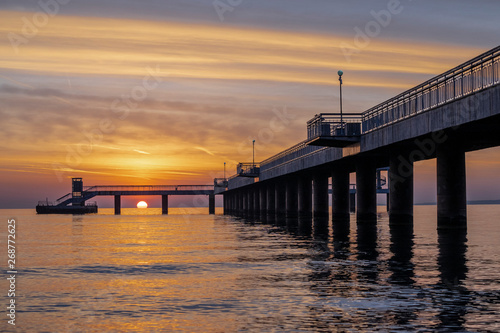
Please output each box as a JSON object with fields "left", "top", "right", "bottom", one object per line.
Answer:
{"left": 137, "top": 201, "right": 148, "bottom": 209}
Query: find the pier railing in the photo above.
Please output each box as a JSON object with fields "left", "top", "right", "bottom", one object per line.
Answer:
{"left": 236, "top": 163, "right": 260, "bottom": 177}
{"left": 82, "top": 185, "right": 214, "bottom": 193}
{"left": 307, "top": 113, "right": 362, "bottom": 139}
{"left": 362, "top": 45, "right": 500, "bottom": 133}
{"left": 260, "top": 140, "right": 328, "bottom": 170}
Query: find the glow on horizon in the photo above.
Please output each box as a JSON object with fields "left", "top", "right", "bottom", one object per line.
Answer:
{"left": 0, "top": 8, "right": 498, "bottom": 207}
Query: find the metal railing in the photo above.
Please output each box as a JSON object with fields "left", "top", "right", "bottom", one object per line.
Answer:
{"left": 82, "top": 185, "right": 214, "bottom": 192}
{"left": 236, "top": 163, "right": 260, "bottom": 177}
{"left": 307, "top": 113, "right": 362, "bottom": 139}
{"left": 55, "top": 193, "right": 71, "bottom": 204}
{"left": 362, "top": 45, "right": 500, "bottom": 133}
{"left": 37, "top": 200, "right": 54, "bottom": 206}
{"left": 214, "top": 178, "right": 228, "bottom": 187}
{"left": 260, "top": 140, "right": 328, "bottom": 170}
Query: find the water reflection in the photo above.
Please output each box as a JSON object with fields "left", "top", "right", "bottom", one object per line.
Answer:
{"left": 388, "top": 224, "right": 415, "bottom": 285}
{"left": 356, "top": 219, "right": 379, "bottom": 284}
{"left": 435, "top": 229, "right": 469, "bottom": 332}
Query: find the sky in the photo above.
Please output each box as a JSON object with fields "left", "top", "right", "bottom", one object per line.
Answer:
{"left": 0, "top": 0, "right": 499, "bottom": 208}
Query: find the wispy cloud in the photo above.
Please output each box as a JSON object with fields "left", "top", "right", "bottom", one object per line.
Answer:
{"left": 195, "top": 147, "right": 216, "bottom": 156}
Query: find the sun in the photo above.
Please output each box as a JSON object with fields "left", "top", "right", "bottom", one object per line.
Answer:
{"left": 137, "top": 201, "right": 148, "bottom": 209}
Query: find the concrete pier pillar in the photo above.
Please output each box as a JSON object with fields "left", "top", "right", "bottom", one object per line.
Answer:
{"left": 286, "top": 177, "right": 298, "bottom": 218}
{"left": 162, "top": 195, "right": 168, "bottom": 215}
{"left": 267, "top": 183, "right": 276, "bottom": 215}
{"left": 332, "top": 169, "right": 350, "bottom": 220}
{"left": 259, "top": 185, "right": 267, "bottom": 216}
{"left": 243, "top": 191, "right": 248, "bottom": 215}
{"left": 275, "top": 182, "right": 286, "bottom": 217}
{"left": 237, "top": 191, "right": 243, "bottom": 215}
{"left": 225, "top": 194, "right": 230, "bottom": 215}
{"left": 349, "top": 191, "right": 356, "bottom": 213}
{"left": 313, "top": 172, "right": 329, "bottom": 218}
{"left": 389, "top": 154, "right": 414, "bottom": 224}
{"left": 247, "top": 189, "right": 254, "bottom": 216}
{"left": 114, "top": 195, "right": 121, "bottom": 215}
{"left": 356, "top": 160, "right": 377, "bottom": 220}
{"left": 298, "top": 175, "right": 312, "bottom": 218}
{"left": 208, "top": 194, "right": 215, "bottom": 215}
{"left": 437, "top": 145, "right": 467, "bottom": 229}
{"left": 253, "top": 188, "right": 260, "bottom": 216}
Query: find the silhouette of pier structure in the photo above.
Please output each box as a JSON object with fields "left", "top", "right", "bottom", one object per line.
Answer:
{"left": 37, "top": 46, "right": 499, "bottom": 227}
{"left": 38, "top": 178, "right": 216, "bottom": 215}
{"left": 222, "top": 45, "right": 500, "bottom": 229}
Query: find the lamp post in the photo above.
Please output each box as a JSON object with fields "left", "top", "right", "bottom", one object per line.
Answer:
{"left": 338, "top": 70, "right": 344, "bottom": 135}
{"left": 224, "top": 162, "right": 226, "bottom": 179}
{"left": 252, "top": 140, "right": 256, "bottom": 167}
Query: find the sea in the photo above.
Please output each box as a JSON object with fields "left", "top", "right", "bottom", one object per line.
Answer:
{"left": 0, "top": 205, "right": 499, "bottom": 332}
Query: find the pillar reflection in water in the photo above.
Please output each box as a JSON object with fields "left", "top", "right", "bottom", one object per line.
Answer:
{"left": 388, "top": 224, "right": 415, "bottom": 285}
{"left": 436, "top": 229, "right": 469, "bottom": 332}
{"left": 356, "top": 219, "right": 379, "bottom": 284}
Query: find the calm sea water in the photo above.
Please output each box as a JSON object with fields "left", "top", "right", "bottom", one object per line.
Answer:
{"left": 0, "top": 206, "right": 499, "bottom": 332}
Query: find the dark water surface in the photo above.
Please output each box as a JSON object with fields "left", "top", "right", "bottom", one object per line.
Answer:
{"left": 0, "top": 206, "right": 499, "bottom": 332}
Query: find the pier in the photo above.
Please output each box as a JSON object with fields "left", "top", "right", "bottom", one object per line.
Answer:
{"left": 222, "top": 46, "right": 500, "bottom": 230}
{"left": 38, "top": 46, "right": 499, "bottom": 227}
{"left": 38, "top": 178, "right": 217, "bottom": 215}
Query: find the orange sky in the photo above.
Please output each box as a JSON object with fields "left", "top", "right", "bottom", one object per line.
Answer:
{"left": 0, "top": 5, "right": 499, "bottom": 207}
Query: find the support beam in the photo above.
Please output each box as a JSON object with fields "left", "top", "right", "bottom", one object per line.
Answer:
{"left": 162, "top": 195, "right": 168, "bottom": 215}
{"left": 254, "top": 188, "right": 260, "bottom": 217}
{"left": 267, "top": 183, "right": 276, "bottom": 215}
{"left": 286, "top": 177, "right": 298, "bottom": 218}
{"left": 248, "top": 189, "right": 254, "bottom": 217}
{"left": 298, "top": 175, "right": 312, "bottom": 218}
{"left": 356, "top": 160, "right": 377, "bottom": 221}
{"left": 114, "top": 195, "right": 121, "bottom": 215}
{"left": 208, "top": 194, "right": 215, "bottom": 215}
{"left": 437, "top": 145, "right": 467, "bottom": 229}
{"left": 332, "top": 169, "right": 350, "bottom": 220}
{"left": 313, "top": 172, "right": 329, "bottom": 218}
{"left": 259, "top": 185, "right": 267, "bottom": 216}
{"left": 349, "top": 191, "right": 356, "bottom": 213}
{"left": 275, "top": 182, "right": 286, "bottom": 217}
{"left": 389, "top": 153, "right": 414, "bottom": 224}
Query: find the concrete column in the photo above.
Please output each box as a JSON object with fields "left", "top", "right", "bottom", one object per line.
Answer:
{"left": 259, "top": 185, "right": 267, "bottom": 216}
{"left": 389, "top": 154, "right": 414, "bottom": 224}
{"left": 275, "top": 182, "right": 286, "bottom": 217}
{"left": 356, "top": 160, "right": 377, "bottom": 220}
{"left": 208, "top": 194, "right": 215, "bottom": 215}
{"left": 332, "top": 169, "right": 350, "bottom": 220}
{"left": 162, "top": 195, "right": 168, "bottom": 215}
{"left": 349, "top": 191, "right": 356, "bottom": 213}
{"left": 313, "top": 172, "right": 329, "bottom": 218}
{"left": 437, "top": 146, "right": 467, "bottom": 229}
{"left": 267, "top": 183, "right": 276, "bottom": 215}
{"left": 286, "top": 177, "right": 298, "bottom": 218}
{"left": 224, "top": 194, "right": 229, "bottom": 214}
{"left": 248, "top": 189, "right": 254, "bottom": 216}
{"left": 237, "top": 191, "right": 242, "bottom": 215}
{"left": 298, "top": 175, "right": 312, "bottom": 218}
{"left": 254, "top": 188, "right": 260, "bottom": 216}
{"left": 114, "top": 195, "right": 121, "bottom": 215}
{"left": 242, "top": 191, "right": 247, "bottom": 215}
